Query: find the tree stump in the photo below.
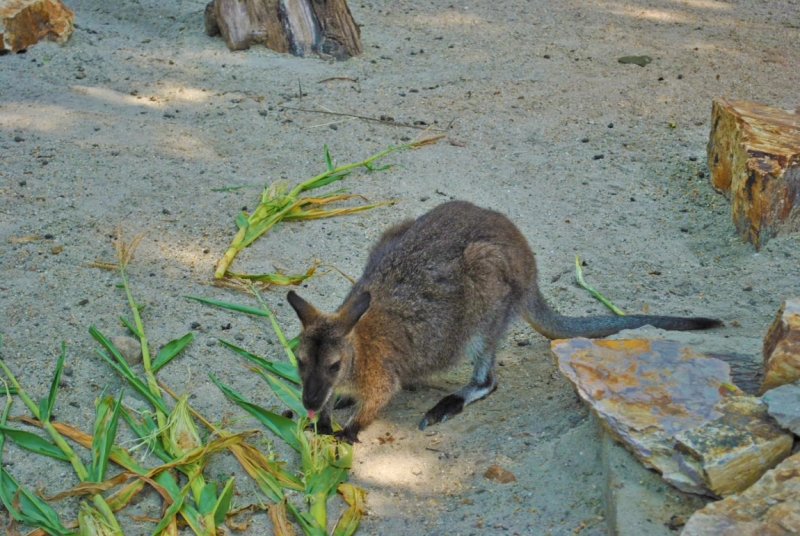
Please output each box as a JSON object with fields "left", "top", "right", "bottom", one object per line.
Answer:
{"left": 707, "top": 98, "right": 800, "bottom": 249}
{"left": 204, "top": 0, "right": 361, "bottom": 60}
{"left": 1, "top": 0, "right": 74, "bottom": 54}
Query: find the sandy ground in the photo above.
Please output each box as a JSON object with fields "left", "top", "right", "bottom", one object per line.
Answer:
{"left": 1, "top": 0, "right": 799, "bottom": 534}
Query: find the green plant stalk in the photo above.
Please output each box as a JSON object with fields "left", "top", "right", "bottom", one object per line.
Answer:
{"left": 215, "top": 141, "right": 419, "bottom": 278}
{"left": 0, "top": 360, "right": 122, "bottom": 532}
{"left": 118, "top": 264, "right": 167, "bottom": 430}
{"left": 575, "top": 255, "right": 626, "bottom": 316}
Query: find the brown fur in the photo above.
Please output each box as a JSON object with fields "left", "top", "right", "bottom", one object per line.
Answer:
{"left": 287, "top": 201, "right": 721, "bottom": 442}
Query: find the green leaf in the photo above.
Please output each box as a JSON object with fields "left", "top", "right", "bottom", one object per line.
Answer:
{"left": 119, "top": 316, "right": 142, "bottom": 338}
{"left": 211, "top": 185, "right": 246, "bottom": 192}
{"left": 213, "top": 477, "right": 235, "bottom": 526}
{"left": 209, "top": 374, "right": 300, "bottom": 451}
{"left": 152, "top": 333, "right": 195, "bottom": 372}
{"left": 92, "top": 347, "right": 168, "bottom": 415}
{"left": 119, "top": 408, "right": 171, "bottom": 463}
{"left": 185, "top": 295, "right": 270, "bottom": 317}
{"left": 324, "top": 144, "right": 334, "bottom": 172}
{"left": 198, "top": 481, "right": 217, "bottom": 515}
{"left": 218, "top": 339, "right": 300, "bottom": 384}
{"left": 0, "top": 424, "right": 70, "bottom": 461}
{"left": 90, "top": 391, "right": 124, "bottom": 482}
{"left": 151, "top": 477, "right": 193, "bottom": 534}
{"left": 310, "top": 171, "right": 351, "bottom": 189}
{"left": 258, "top": 371, "right": 304, "bottom": 417}
{"left": 235, "top": 211, "right": 249, "bottom": 230}
{"left": 0, "top": 468, "right": 72, "bottom": 535}
{"left": 41, "top": 343, "right": 66, "bottom": 422}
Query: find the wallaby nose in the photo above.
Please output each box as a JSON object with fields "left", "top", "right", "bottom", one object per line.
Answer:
{"left": 302, "top": 390, "right": 324, "bottom": 412}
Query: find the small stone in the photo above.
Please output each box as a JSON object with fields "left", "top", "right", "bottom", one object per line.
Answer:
{"left": 581, "top": 137, "right": 589, "bottom": 143}
{"left": 420, "top": 196, "right": 429, "bottom": 202}
{"left": 163, "top": 113, "right": 175, "bottom": 119}
{"left": 689, "top": 156, "right": 697, "bottom": 161}
{"left": 78, "top": 299, "right": 89, "bottom": 306}
{"left": 206, "top": 339, "right": 217, "bottom": 347}
{"left": 677, "top": 74, "right": 684, "bottom": 79}
{"left": 607, "top": 122, "right": 614, "bottom": 128}
{"left": 110, "top": 336, "right": 143, "bottom": 366}
{"left": 516, "top": 339, "right": 530, "bottom": 347}
{"left": 329, "top": 124, "right": 338, "bottom": 130}
{"left": 162, "top": 208, "right": 171, "bottom": 215}
{"left": 18, "top": 180, "right": 27, "bottom": 186}
{"left": 13, "top": 136, "right": 25, "bottom": 142}
{"left": 190, "top": 321, "right": 201, "bottom": 330}
{"left": 51, "top": 244, "right": 63, "bottom": 254}
{"left": 484, "top": 464, "right": 516, "bottom": 483}
{"left": 680, "top": 228, "right": 689, "bottom": 233}
{"left": 761, "top": 298, "right": 800, "bottom": 392}
{"left": 63, "top": 366, "right": 73, "bottom": 376}
{"left": 762, "top": 381, "right": 800, "bottom": 435}
{"left": 543, "top": 54, "right": 550, "bottom": 59}
{"left": 593, "top": 154, "right": 604, "bottom": 160}
{"left": 44, "top": 233, "right": 54, "bottom": 239}
{"left": 234, "top": 333, "right": 245, "bottom": 341}
{"left": 68, "top": 401, "right": 79, "bottom": 408}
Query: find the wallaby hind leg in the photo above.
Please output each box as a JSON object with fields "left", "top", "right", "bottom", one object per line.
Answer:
{"left": 419, "top": 333, "right": 498, "bottom": 430}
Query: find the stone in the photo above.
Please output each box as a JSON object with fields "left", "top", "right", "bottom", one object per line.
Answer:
{"left": 110, "top": 336, "right": 143, "bottom": 366}
{"left": 761, "top": 298, "right": 800, "bottom": 393}
{"left": 707, "top": 98, "right": 800, "bottom": 249}
{"left": 682, "top": 452, "right": 800, "bottom": 536}
{"left": 552, "top": 338, "right": 793, "bottom": 497}
{"left": 762, "top": 381, "right": 800, "bottom": 435}
{"left": 483, "top": 465, "right": 516, "bottom": 484}
{"left": 673, "top": 395, "right": 793, "bottom": 497}
{"left": 0, "top": 0, "right": 74, "bottom": 53}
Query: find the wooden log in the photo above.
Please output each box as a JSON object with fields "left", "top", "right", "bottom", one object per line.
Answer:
{"left": 204, "top": 0, "right": 361, "bottom": 60}
{"left": 707, "top": 98, "right": 800, "bottom": 249}
{"left": 0, "top": 0, "right": 74, "bottom": 54}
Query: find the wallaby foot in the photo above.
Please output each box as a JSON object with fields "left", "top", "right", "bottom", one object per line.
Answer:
{"left": 419, "top": 382, "right": 498, "bottom": 430}
{"left": 334, "top": 423, "right": 361, "bottom": 444}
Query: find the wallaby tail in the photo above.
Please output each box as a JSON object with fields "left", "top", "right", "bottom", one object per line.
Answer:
{"left": 523, "top": 287, "right": 722, "bottom": 340}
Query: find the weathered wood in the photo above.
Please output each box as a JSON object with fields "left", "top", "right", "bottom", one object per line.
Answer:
{"left": 0, "top": 0, "right": 73, "bottom": 54}
{"left": 707, "top": 98, "right": 800, "bottom": 249}
{"left": 204, "top": 0, "right": 361, "bottom": 60}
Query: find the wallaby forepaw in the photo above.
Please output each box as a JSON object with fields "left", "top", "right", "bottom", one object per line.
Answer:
{"left": 334, "top": 395, "right": 356, "bottom": 410}
{"left": 419, "top": 394, "right": 466, "bottom": 430}
{"left": 334, "top": 425, "right": 360, "bottom": 444}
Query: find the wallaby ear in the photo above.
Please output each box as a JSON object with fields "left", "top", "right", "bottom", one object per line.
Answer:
{"left": 287, "top": 291, "right": 320, "bottom": 328}
{"left": 339, "top": 292, "right": 371, "bottom": 334}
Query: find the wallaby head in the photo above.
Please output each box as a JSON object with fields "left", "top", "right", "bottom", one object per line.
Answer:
{"left": 286, "top": 290, "right": 371, "bottom": 418}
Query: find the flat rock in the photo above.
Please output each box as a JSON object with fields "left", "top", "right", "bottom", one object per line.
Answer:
{"left": 761, "top": 298, "right": 800, "bottom": 393}
{"left": 0, "top": 0, "right": 74, "bottom": 53}
{"left": 552, "top": 338, "right": 793, "bottom": 497}
{"left": 682, "top": 451, "right": 800, "bottom": 535}
{"left": 706, "top": 98, "right": 800, "bottom": 249}
{"left": 762, "top": 381, "right": 800, "bottom": 435}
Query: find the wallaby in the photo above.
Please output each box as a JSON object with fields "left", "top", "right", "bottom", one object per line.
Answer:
{"left": 286, "top": 201, "right": 721, "bottom": 442}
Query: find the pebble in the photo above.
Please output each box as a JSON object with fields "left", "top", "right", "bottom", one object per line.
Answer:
{"left": 191, "top": 321, "right": 201, "bottom": 329}
{"left": 581, "top": 137, "right": 589, "bottom": 143}
{"left": 44, "top": 234, "right": 54, "bottom": 239}
{"left": 330, "top": 124, "right": 338, "bottom": 130}
{"left": 234, "top": 333, "right": 245, "bottom": 341}
{"left": 206, "top": 339, "right": 217, "bottom": 347}
{"left": 63, "top": 366, "right": 73, "bottom": 376}
{"left": 19, "top": 180, "right": 27, "bottom": 186}
{"left": 110, "top": 336, "right": 142, "bottom": 366}
{"left": 516, "top": 339, "right": 531, "bottom": 347}
{"left": 689, "top": 156, "right": 697, "bottom": 161}
{"left": 593, "top": 154, "right": 605, "bottom": 160}
{"left": 69, "top": 401, "right": 80, "bottom": 408}
{"left": 680, "top": 227, "right": 689, "bottom": 233}
{"left": 607, "top": 123, "right": 614, "bottom": 128}
{"left": 78, "top": 299, "right": 89, "bottom": 306}
{"left": 13, "top": 136, "right": 25, "bottom": 142}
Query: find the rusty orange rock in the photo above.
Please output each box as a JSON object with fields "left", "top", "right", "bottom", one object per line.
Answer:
{"left": 682, "top": 452, "right": 800, "bottom": 535}
{"left": 761, "top": 298, "right": 800, "bottom": 393}
{"left": 1, "top": 0, "right": 74, "bottom": 53}
{"left": 552, "top": 338, "right": 793, "bottom": 497}
{"left": 707, "top": 98, "right": 800, "bottom": 249}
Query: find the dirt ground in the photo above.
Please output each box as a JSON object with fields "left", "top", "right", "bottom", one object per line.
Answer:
{"left": 1, "top": 0, "right": 799, "bottom": 534}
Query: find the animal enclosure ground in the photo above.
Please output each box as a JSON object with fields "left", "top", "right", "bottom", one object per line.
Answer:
{"left": 1, "top": 0, "right": 799, "bottom": 534}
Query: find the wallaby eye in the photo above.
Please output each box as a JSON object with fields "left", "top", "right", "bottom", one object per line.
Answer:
{"left": 329, "top": 361, "right": 341, "bottom": 373}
